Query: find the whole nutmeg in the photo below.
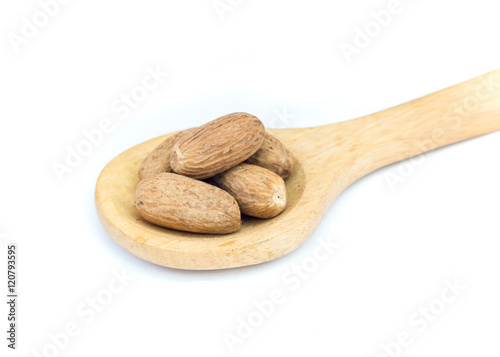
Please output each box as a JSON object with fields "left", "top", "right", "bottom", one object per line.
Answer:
{"left": 246, "top": 131, "right": 294, "bottom": 179}
{"left": 212, "top": 163, "right": 286, "bottom": 219}
{"left": 170, "top": 112, "right": 265, "bottom": 179}
{"left": 138, "top": 128, "right": 195, "bottom": 180}
{"left": 135, "top": 173, "right": 241, "bottom": 234}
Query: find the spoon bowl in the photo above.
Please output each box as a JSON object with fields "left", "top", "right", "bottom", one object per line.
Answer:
{"left": 96, "top": 69, "right": 500, "bottom": 270}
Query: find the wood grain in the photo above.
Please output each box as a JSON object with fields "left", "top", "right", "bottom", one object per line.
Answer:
{"left": 96, "top": 69, "right": 500, "bottom": 270}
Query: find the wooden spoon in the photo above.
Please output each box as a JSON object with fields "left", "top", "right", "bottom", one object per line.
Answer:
{"left": 96, "top": 69, "right": 500, "bottom": 270}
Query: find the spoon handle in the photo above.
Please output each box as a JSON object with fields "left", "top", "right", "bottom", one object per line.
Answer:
{"left": 345, "top": 69, "right": 500, "bottom": 173}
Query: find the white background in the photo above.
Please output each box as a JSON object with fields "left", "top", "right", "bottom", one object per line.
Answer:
{"left": 1, "top": 0, "right": 500, "bottom": 356}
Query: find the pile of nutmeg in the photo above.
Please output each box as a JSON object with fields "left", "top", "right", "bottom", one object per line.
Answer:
{"left": 135, "top": 112, "right": 294, "bottom": 234}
